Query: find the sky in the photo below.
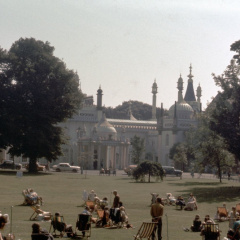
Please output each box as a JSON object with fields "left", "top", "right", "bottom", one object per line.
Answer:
{"left": 1, "top": 0, "right": 240, "bottom": 110}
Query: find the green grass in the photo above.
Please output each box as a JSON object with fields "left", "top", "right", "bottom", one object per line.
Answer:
{"left": 0, "top": 171, "right": 239, "bottom": 240}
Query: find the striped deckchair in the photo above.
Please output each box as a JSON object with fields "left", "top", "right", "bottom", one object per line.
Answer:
{"left": 133, "top": 222, "right": 157, "bottom": 240}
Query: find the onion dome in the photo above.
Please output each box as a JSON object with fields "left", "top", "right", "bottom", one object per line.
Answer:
{"left": 169, "top": 101, "right": 194, "bottom": 119}
{"left": 94, "top": 113, "right": 117, "bottom": 139}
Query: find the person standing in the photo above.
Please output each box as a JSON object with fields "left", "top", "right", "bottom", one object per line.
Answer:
{"left": 150, "top": 197, "right": 164, "bottom": 240}
{"left": 112, "top": 190, "right": 120, "bottom": 208}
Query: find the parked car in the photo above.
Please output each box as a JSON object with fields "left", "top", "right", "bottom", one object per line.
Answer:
{"left": 0, "top": 160, "right": 22, "bottom": 170}
{"left": 162, "top": 166, "right": 182, "bottom": 177}
{"left": 124, "top": 165, "right": 137, "bottom": 175}
{"left": 25, "top": 162, "right": 46, "bottom": 171}
{"left": 52, "top": 163, "right": 80, "bottom": 172}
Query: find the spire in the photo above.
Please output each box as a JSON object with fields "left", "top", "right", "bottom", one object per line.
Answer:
{"left": 184, "top": 64, "right": 196, "bottom": 101}
{"left": 196, "top": 83, "right": 202, "bottom": 103}
{"left": 128, "top": 101, "right": 137, "bottom": 121}
{"left": 97, "top": 86, "right": 103, "bottom": 110}
{"left": 152, "top": 79, "right": 157, "bottom": 120}
{"left": 177, "top": 74, "right": 184, "bottom": 103}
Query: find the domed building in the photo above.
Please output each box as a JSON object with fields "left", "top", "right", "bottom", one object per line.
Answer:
{"left": 2, "top": 65, "right": 201, "bottom": 169}
{"left": 157, "top": 65, "right": 202, "bottom": 165}
{"left": 55, "top": 64, "right": 202, "bottom": 169}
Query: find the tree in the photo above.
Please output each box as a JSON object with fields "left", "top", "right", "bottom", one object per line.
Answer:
{"left": 132, "top": 161, "right": 164, "bottom": 183}
{"left": 169, "top": 143, "right": 188, "bottom": 171}
{"left": 130, "top": 135, "right": 145, "bottom": 164}
{"left": 209, "top": 56, "right": 240, "bottom": 161}
{"left": 0, "top": 38, "right": 82, "bottom": 172}
{"left": 186, "top": 115, "right": 235, "bottom": 182}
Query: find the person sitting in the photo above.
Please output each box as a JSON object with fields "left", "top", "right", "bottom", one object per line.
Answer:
{"left": 94, "top": 197, "right": 101, "bottom": 212}
{"left": 100, "top": 197, "right": 108, "bottom": 210}
{"left": 35, "top": 205, "right": 51, "bottom": 221}
{"left": 202, "top": 215, "right": 215, "bottom": 224}
{"left": 166, "top": 193, "right": 176, "bottom": 205}
{"left": 229, "top": 208, "right": 238, "bottom": 230}
{"left": 214, "top": 203, "right": 228, "bottom": 221}
{"left": 184, "top": 193, "right": 197, "bottom": 211}
{"left": 176, "top": 195, "right": 185, "bottom": 210}
{"left": 119, "top": 206, "right": 128, "bottom": 225}
{"left": 191, "top": 215, "right": 202, "bottom": 232}
{"left": 88, "top": 190, "right": 97, "bottom": 202}
{"left": 102, "top": 207, "right": 110, "bottom": 227}
{"left": 31, "top": 222, "right": 54, "bottom": 240}
{"left": 200, "top": 219, "right": 219, "bottom": 239}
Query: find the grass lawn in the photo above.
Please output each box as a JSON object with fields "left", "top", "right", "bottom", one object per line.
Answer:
{"left": 1, "top": 171, "right": 240, "bottom": 240}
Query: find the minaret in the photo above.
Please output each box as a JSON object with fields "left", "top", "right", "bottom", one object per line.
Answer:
{"left": 184, "top": 64, "right": 196, "bottom": 102}
{"left": 151, "top": 79, "right": 158, "bottom": 120}
{"left": 97, "top": 85, "right": 103, "bottom": 110}
{"left": 196, "top": 84, "right": 202, "bottom": 103}
{"left": 177, "top": 74, "right": 184, "bottom": 103}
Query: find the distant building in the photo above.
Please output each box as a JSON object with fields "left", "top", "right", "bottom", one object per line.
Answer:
{"left": 1, "top": 65, "right": 202, "bottom": 169}
{"left": 56, "top": 64, "right": 201, "bottom": 170}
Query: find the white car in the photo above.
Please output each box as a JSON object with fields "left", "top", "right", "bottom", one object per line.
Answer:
{"left": 52, "top": 163, "right": 80, "bottom": 172}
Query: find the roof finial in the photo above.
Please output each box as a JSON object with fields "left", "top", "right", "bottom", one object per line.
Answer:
{"left": 187, "top": 64, "right": 194, "bottom": 80}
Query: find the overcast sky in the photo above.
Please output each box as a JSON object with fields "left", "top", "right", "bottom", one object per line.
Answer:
{"left": 1, "top": 0, "right": 240, "bottom": 110}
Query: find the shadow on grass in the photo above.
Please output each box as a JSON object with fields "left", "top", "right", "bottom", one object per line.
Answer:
{"left": 176, "top": 186, "right": 240, "bottom": 203}
{"left": 170, "top": 181, "right": 224, "bottom": 186}
{"left": 0, "top": 170, "right": 51, "bottom": 176}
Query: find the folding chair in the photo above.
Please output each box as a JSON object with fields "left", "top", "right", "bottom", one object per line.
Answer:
{"left": 49, "top": 215, "right": 73, "bottom": 238}
{"left": 85, "top": 201, "right": 95, "bottom": 212}
{"left": 31, "top": 233, "right": 52, "bottom": 240}
{"left": 201, "top": 223, "right": 220, "bottom": 240}
{"left": 74, "top": 214, "right": 91, "bottom": 239}
{"left": 216, "top": 207, "right": 228, "bottom": 221}
{"left": 133, "top": 222, "right": 157, "bottom": 240}
{"left": 236, "top": 203, "right": 240, "bottom": 215}
{"left": 29, "top": 206, "right": 51, "bottom": 221}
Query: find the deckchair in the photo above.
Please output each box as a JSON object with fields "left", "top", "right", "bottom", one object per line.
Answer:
{"left": 215, "top": 207, "right": 228, "bottom": 221}
{"left": 201, "top": 223, "right": 220, "bottom": 240}
{"left": 236, "top": 203, "right": 240, "bottom": 215}
{"left": 133, "top": 222, "right": 157, "bottom": 240}
{"left": 49, "top": 215, "right": 66, "bottom": 238}
{"left": 29, "top": 206, "right": 51, "bottom": 221}
{"left": 74, "top": 214, "right": 91, "bottom": 239}
{"left": 85, "top": 201, "right": 95, "bottom": 212}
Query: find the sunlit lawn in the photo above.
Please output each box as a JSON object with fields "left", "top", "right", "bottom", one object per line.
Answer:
{"left": 1, "top": 170, "right": 240, "bottom": 240}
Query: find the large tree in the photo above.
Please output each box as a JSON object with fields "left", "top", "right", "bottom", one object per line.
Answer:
{"left": 209, "top": 40, "right": 240, "bottom": 161}
{"left": 186, "top": 115, "right": 234, "bottom": 182}
{"left": 0, "top": 38, "right": 82, "bottom": 172}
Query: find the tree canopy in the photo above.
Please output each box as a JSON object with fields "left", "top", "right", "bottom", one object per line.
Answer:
{"left": 103, "top": 101, "right": 168, "bottom": 120}
{"left": 0, "top": 38, "right": 82, "bottom": 172}
{"left": 209, "top": 40, "right": 240, "bottom": 161}
{"left": 132, "top": 161, "right": 164, "bottom": 183}
{"left": 185, "top": 115, "right": 234, "bottom": 182}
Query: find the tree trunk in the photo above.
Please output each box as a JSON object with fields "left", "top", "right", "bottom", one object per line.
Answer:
{"left": 148, "top": 172, "right": 150, "bottom": 183}
{"left": 218, "top": 164, "right": 222, "bottom": 183}
{"left": 29, "top": 158, "right": 38, "bottom": 173}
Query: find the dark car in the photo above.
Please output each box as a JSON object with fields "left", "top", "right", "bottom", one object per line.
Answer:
{"left": 0, "top": 160, "right": 22, "bottom": 170}
{"left": 162, "top": 166, "right": 182, "bottom": 177}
